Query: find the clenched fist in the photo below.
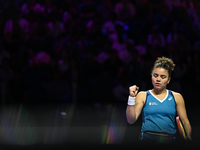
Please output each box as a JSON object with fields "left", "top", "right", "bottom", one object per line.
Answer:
{"left": 129, "top": 85, "right": 139, "bottom": 97}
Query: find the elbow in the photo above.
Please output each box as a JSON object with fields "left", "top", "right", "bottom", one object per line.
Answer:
{"left": 127, "top": 118, "right": 136, "bottom": 124}
{"left": 126, "top": 107, "right": 137, "bottom": 124}
{"left": 127, "top": 121, "right": 134, "bottom": 124}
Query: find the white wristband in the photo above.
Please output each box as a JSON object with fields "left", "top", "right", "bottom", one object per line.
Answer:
{"left": 128, "top": 96, "right": 135, "bottom": 106}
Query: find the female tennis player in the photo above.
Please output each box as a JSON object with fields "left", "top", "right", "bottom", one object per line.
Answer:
{"left": 126, "top": 56, "right": 192, "bottom": 143}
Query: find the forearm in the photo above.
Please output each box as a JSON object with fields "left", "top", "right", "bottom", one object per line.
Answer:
{"left": 183, "top": 121, "right": 192, "bottom": 140}
{"left": 126, "top": 105, "right": 136, "bottom": 124}
{"left": 126, "top": 85, "right": 143, "bottom": 124}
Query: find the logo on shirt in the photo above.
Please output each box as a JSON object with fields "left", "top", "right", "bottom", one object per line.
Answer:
{"left": 149, "top": 102, "right": 157, "bottom": 105}
{"left": 168, "top": 97, "right": 172, "bottom": 101}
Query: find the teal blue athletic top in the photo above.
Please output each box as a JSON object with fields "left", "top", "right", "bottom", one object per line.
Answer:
{"left": 141, "top": 90, "right": 177, "bottom": 134}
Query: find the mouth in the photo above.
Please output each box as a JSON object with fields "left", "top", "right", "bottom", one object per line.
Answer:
{"left": 155, "top": 83, "right": 161, "bottom": 86}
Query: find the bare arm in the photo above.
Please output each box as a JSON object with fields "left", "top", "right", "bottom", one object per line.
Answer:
{"left": 126, "top": 85, "right": 146, "bottom": 124}
{"left": 174, "top": 92, "right": 192, "bottom": 140}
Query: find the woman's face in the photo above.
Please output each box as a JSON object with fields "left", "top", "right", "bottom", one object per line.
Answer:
{"left": 151, "top": 67, "right": 170, "bottom": 90}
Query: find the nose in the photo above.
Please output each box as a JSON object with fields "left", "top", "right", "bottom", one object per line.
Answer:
{"left": 156, "top": 76, "right": 161, "bottom": 81}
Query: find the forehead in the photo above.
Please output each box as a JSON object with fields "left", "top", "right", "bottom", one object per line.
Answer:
{"left": 152, "top": 67, "right": 168, "bottom": 75}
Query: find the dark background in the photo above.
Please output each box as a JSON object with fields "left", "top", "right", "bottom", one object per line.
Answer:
{"left": 0, "top": 0, "right": 199, "bottom": 149}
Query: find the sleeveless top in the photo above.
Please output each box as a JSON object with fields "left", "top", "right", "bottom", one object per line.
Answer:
{"left": 141, "top": 90, "right": 177, "bottom": 134}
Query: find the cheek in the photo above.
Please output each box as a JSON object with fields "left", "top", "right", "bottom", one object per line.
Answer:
{"left": 163, "top": 79, "right": 169, "bottom": 84}
{"left": 151, "top": 77, "right": 156, "bottom": 83}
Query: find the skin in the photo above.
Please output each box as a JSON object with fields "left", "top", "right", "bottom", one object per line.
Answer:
{"left": 126, "top": 67, "right": 192, "bottom": 140}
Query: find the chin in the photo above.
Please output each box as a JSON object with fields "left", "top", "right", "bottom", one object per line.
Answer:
{"left": 153, "top": 85, "right": 163, "bottom": 89}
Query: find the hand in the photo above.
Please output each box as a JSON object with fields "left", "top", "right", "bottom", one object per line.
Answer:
{"left": 129, "top": 85, "right": 139, "bottom": 97}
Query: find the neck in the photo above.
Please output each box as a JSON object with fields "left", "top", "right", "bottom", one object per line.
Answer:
{"left": 152, "top": 88, "right": 167, "bottom": 96}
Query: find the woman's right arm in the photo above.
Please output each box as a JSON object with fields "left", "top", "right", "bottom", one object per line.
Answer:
{"left": 126, "top": 85, "right": 146, "bottom": 124}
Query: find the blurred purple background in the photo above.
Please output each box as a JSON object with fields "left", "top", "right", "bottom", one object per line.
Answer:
{"left": 0, "top": 0, "right": 199, "bottom": 105}
{"left": 0, "top": 0, "right": 199, "bottom": 148}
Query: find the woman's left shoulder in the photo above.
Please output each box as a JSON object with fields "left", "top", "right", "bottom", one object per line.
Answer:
{"left": 170, "top": 90, "right": 181, "bottom": 96}
{"left": 170, "top": 90, "right": 184, "bottom": 103}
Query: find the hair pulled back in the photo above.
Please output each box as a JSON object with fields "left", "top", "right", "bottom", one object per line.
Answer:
{"left": 152, "top": 56, "right": 175, "bottom": 77}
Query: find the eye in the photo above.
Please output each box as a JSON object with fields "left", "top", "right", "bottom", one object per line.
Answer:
{"left": 161, "top": 75, "right": 167, "bottom": 79}
{"left": 153, "top": 73, "right": 158, "bottom": 78}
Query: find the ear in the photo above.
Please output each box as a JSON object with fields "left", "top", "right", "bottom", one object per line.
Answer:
{"left": 167, "top": 77, "right": 171, "bottom": 84}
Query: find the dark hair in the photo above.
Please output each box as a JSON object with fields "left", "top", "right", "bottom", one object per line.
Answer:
{"left": 151, "top": 56, "right": 175, "bottom": 77}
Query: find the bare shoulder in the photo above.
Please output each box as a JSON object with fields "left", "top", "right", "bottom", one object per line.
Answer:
{"left": 137, "top": 91, "right": 147, "bottom": 96}
{"left": 136, "top": 91, "right": 147, "bottom": 104}
{"left": 171, "top": 91, "right": 183, "bottom": 98}
{"left": 171, "top": 91, "right": 184, "bottom": 104}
